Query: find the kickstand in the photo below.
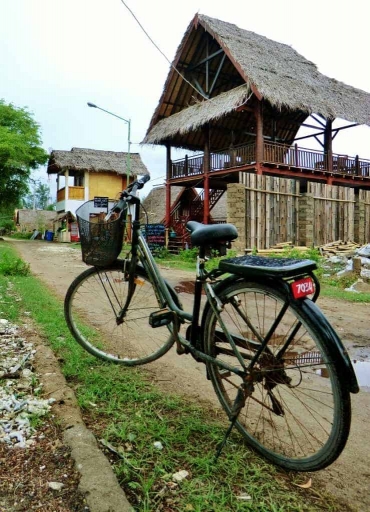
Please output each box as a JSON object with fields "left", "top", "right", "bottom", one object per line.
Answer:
{"left": 214, "top": 384, "right": 246, "bottom": 462}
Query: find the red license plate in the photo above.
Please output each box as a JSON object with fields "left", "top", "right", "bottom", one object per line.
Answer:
{"left": 291, "top": 277, "right": 314, "bottom": 299}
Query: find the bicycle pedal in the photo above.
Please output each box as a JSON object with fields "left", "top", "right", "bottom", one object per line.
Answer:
{"left": 149, "top": 309, "right": 174, "bottom": 328}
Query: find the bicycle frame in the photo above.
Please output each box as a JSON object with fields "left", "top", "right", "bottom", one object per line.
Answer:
{"left": 122, "top": 195, "right": 247, "bottom": 377}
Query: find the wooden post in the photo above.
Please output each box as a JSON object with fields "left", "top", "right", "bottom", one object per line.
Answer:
{"left": 355, "top": 155, "right": 360, "bottom": 175}
{"left": 255, "top": 100, "right": 264, "bottom": 165}
{"left": 165, "top": 145, "right": 171, "bottom": 227}
{"left": 203, "top": 125, "right": 210, "bottom": 224}
{"left": 294, "top": 144, "right": 299, "bottom": 167}
{"left": 353, "top": 257, "right": 362, "bottom": 275}
{"left": 324, "top": 120, "right": 333, "bottom": 172}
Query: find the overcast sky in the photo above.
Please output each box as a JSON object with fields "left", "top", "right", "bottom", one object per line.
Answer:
{"left": 2, "top": 0, "right": 370, "bottom": 196}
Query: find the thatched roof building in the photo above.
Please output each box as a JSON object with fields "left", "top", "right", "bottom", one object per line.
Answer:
{"left": 143, "top": 13, "right": 370, "bottom": 151}
{"left": 141, "top": 185, "right": 227, "bottom": 225}
{"left": 141, "top": 186, "right": 185, "bottom": 224}
{"left": 48, "top": 147, "right": 149, "bottom": 177}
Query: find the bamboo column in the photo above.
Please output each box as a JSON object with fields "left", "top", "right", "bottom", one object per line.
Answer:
{"left": 324, "top": 119, "right": 333, "bottom": 172}
{"left": 165, "top": 144, "right": 171, "bottom": 227}
{"left": 203, "top": 124, "right": 210, "bottom": 224}
{"left": 255, "top": 100, "right": 264, "bottom": 174}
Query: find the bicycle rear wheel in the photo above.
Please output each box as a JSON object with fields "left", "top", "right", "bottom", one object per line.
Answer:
{"left": 64, "top": 261, "right": 175, "bottom": 365}
{"left": 203, "top": 280, "right": 351, "bottom": 471}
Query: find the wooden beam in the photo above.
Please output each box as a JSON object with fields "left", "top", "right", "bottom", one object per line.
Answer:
{"left": 165, "top": 145, "right": 171, "bottom": 226}
{"left": 203, "top": 125, "right": 211, "bottom": 224}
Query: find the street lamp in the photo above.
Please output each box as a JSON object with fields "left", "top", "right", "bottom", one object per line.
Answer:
{"left": 87, "top": 102, "right": 131, "bottom": 187}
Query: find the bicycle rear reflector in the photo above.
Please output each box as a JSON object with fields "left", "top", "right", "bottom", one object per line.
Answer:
{"left": 291, "top": 277, "right": 314, "bottom": 299}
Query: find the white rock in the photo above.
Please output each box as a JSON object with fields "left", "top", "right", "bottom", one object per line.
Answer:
{"left": 48, "top": 482, "right": 65, "bottom": 491}
{"left": 172, "top": 470, "right": 189, "bottom": 482}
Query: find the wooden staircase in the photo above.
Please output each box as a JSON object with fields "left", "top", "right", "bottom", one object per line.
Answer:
{"left": 190, "top": 189, "right": 226, "bottom": 218}
{"left": 163, "top": 188, "right": 226, "bottom": 254}
{"left": 168, "top": 234, "right": 187, "bottom": 254}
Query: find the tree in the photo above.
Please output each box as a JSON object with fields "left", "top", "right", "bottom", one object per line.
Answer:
{"left": 22, "top": 181, "right": 54, "bottom": 210}
{"left": 0, "top": 100, "right": 48, "bottom": 208}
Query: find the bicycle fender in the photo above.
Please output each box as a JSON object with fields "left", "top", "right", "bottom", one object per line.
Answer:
{"left": 299, "top": 298, "right": 359, "bottom": 394}
{"left": 200, "top": 274, "right": 247, "bottom": 348}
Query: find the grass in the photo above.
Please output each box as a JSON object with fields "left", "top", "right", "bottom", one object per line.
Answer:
{"left": 0, "top": 242, "right": 355, "bottom": 511}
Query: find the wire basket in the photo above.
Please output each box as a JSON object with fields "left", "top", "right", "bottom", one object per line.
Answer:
{"left": 76, "top": 200, "right": 127, "bottom": 266}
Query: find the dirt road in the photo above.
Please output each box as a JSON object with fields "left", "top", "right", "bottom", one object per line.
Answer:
{"left": 11, "top": 238, "right": 370, "bottom": 512}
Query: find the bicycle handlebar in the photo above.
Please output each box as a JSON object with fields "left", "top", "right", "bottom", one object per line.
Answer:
{"left": 105, "top": 174, "right": 150, "bottom": 220}
{"left": 127, "top": 173, "right": 150, "bottom": 194}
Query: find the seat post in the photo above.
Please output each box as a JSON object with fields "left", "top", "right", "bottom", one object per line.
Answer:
{"left": 198, "top": 245, "right": 206, "bottom": 260}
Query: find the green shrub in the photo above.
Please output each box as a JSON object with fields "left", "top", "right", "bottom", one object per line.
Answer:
{"left": 322, "top": 271, "right": 358, "bottom": 290}
{"left": 0, "top": 220, "right": 15, "bottom": 234}
{"left": 178, "top": 247, "right": 198, "bottom": 262}
{"left": 153, "top": 247, "right": 171, "bottom": 259}
{"left": 0, "top": 253, "right": 30, "bottom": 276}
{"left": 9, "top": 231, "right": 33, "bottom": 240}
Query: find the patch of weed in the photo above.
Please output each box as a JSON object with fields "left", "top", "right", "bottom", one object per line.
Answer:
{"left": 0, "top": 244, "right": 30, "bottom": 276}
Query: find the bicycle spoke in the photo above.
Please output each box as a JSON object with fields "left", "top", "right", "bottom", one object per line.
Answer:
{"left": 204, "top": 280, "right": 350, "bottom": 471}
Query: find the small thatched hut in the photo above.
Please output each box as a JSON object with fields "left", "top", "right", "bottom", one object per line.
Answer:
{"left": 47, "top": 147, "right": 150, "bottom": 216}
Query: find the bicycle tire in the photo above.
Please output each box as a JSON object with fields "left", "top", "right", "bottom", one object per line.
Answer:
{"left": 64, "top": 260, "right": 175, "bottom": 365}
{"left": 203, "top": 279, "right": 351, "bottom": 471}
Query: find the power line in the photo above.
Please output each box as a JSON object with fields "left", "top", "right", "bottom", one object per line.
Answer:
{"left": 119, "top": 0, "right": 209, "bottom": 101}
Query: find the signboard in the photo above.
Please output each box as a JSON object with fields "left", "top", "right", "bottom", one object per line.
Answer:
{"left": 144, "top": 224, "right": 165, "bottom": 252}
{"left": 93, "top": 196, "right": 109, "bottom": 208}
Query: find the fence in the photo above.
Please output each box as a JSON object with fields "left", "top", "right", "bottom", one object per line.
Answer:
{"left": 309, "top": 182, "right": 355, "bottom": 246}
{"left": 239, "top": 174, "right": 300, "bottom": 250}
{"left": 228, "top": 176, "right": 368, "bottom": 251}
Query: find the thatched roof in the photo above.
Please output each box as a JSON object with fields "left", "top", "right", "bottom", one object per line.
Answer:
{"left": 141, "top": 185, "right": 227, "bottom": 223}
{"left": 141, "top": 186, "right": 187, "bottom": 223}
{"left": 143, "top": 13, "right": 370, "bottom": 150}
{"left": 47, "top": 147, "right": 149, "bottom": 176}
{"left": 144, "top": 85, "right": 252, "bottom": 145}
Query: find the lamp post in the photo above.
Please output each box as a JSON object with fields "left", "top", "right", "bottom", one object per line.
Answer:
{"left": 87, "top": 102, "right": 131, "bottom": 187}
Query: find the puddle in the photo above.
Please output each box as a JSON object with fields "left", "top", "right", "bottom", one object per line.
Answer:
{"left": 316, "top": 360, "right": 370, "bottom": 390}
{"left": 352, "top": 360, "right": 370, "bottom": 390}
{"left": 174, "top": 280, "right": 205, "bottom": 295}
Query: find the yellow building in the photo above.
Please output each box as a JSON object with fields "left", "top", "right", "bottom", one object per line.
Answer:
{"left": 47, "top": 147, "right": 150, "bottom": 241}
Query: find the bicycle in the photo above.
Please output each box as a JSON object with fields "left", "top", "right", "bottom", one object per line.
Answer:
{"left": 64, "top": 175, "right": 359, "bottom": 472}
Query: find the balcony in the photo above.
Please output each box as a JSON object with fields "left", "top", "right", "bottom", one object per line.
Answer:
{"left": 56, "top": 186, "right": 85, "bottom": 202}
{"left": 170, "top": 142, "right": 370, "bottom": 188}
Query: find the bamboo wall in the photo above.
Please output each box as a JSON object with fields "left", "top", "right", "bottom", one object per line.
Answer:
{"left": 240, "top": 174, "right": 300, "bottom": 250}
{"left": 228, "top": 176, "right": 369, "bottom": 252}
{"left": 360, "top": 190, "right": 370, "bottom": 243}
{"left": 308, "top": 183, "right": 355, "bottom": 246}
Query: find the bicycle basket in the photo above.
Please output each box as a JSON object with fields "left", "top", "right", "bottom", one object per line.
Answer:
{"left": 76, "top": 200, "right": 127, "bottom": 266}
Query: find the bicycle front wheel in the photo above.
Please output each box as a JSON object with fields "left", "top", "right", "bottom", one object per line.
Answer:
{"left": 64, "top": 261, "right": 175, "bottom": 365}
{"left": 203, "top": 280, "right": 351, "bottom": 471}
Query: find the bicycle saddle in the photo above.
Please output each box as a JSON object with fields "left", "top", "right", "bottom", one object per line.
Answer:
{"left": 186, "top": 221, "right": 238, "bottom": 246}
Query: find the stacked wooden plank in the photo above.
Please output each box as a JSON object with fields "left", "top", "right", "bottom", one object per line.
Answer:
{"left": 319, "top": 240, "right": 360, "bottom": 256}
{"left": 251, "top": 242, "right": 310, "bottom": 255}
{"left": 246, "top": 240, "right": 361, "bottom": 257}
